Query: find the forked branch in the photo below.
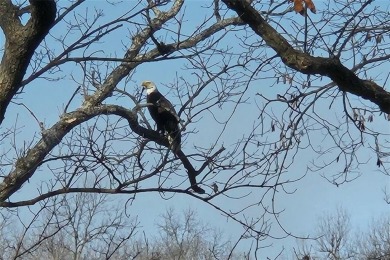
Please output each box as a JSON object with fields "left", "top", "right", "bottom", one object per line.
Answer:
{"left": 222, "top": 0, "right": 390, "bottom": 114}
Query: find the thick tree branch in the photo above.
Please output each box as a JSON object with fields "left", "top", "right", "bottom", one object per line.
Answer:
{"left": 0, "top": 104, "right": 209, "bottom": 201}
{"left": 175, "top": 150, "right": 205, "bottom": 194}
{"left": 222, "top": 0, "right": 390, "bottom": 114}
{"left": 0, "top": 105, "right": 139, "bottom": 201}
{"left": 0, "top": 0, "right": 56, "bottom": 124}
{"left": 0, "top": 0, "right": 22, "bottom": 37}
{"left": 0, "top": 3, "right": 242, "bottom": 200}
{"left": 20, "top": 16, "right": 243, "bottom": 89}
{"left": 0, "top": 187, "right": 196, "bottom": 208}
{"left": 83, "top": 0, "right": 185, "bottom": 108}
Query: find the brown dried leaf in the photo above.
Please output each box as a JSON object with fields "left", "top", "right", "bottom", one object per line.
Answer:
{"left": 359, "top": 121, "right": 365, "bottom": 131}
{"left": 365, "top": 32, "right": 372, "bottom": 43}
{"left": 377, "top": 158, "right": 382, "bottom": 167}
{"left": 303, "top": 0, "right": 316, "bottom": 14}
{"left": 291, "top": 0, "right": 316, "bottom": 16}
{"left": 293, "top": 0, "right": 305, "bottom": 15}
{"left": 376, "top": 35, "right": 383, "bottom": 43}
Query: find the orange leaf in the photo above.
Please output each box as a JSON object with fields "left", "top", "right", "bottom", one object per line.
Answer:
{"left": 303, "top": 0, "right": 316, "bottom": 14}
{"left": 291, "top": 0, "right": 317, "bottom": 16}
{"left": 293, "top": 0, "right": 305, "bottom": 15}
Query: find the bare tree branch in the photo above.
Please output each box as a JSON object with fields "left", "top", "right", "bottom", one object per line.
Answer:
{"left": 0, "top": 0, "right": 56, "bottom": 124}
{"left": 222, "top": 0, "right": 390, "bottom": 114}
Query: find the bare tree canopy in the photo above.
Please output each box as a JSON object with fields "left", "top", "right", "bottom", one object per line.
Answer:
{"left": 0, "top": 0, "right": 389, "bottom": 257}
{"left": 294, "top": 208, "right": 390, "bottom": 260}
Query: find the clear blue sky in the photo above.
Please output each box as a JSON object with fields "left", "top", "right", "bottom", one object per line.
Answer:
{"left": 1, "top": 1, "right": 389, "bottom": 258}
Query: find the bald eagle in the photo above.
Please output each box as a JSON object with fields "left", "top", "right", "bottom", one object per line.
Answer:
{"left": 141, "top": 80, "right": 205, "bottom": 194}
{"left": 141, "top": 80, "right": 181, "bottom": 152}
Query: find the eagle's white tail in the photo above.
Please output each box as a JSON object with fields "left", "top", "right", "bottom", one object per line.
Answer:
{"left": 167, "top": 134, "right": 181, "bottom": 153}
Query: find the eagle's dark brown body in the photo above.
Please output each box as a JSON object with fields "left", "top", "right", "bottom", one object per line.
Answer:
{"left": 141, "top": 80, "right": 205, "bottom": 194}
{"left": 142, "top": 81, "right": 181, "bottom": 152}
{"left": 146, "top": 91, "right": 181, "bottom": 151}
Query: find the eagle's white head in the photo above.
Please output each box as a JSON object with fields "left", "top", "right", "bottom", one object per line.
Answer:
{"left": 141, "top": 80, "right": 157, "bottom": 94}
